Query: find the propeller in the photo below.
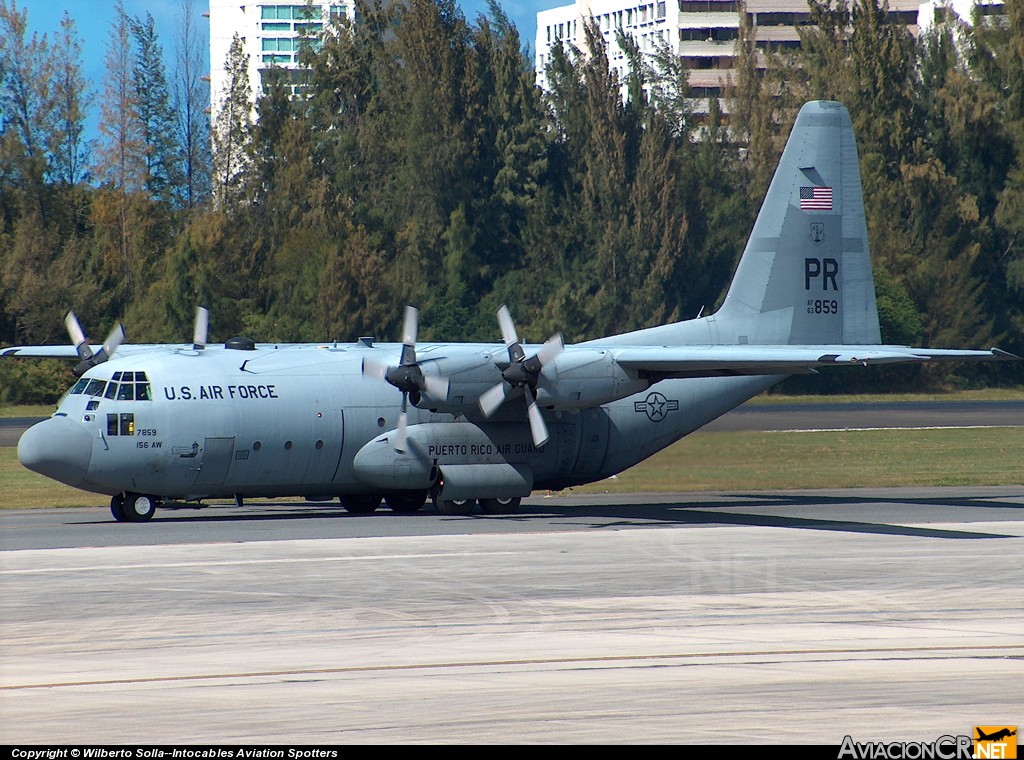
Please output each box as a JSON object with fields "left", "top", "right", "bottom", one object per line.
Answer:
{"left": 362, "top": 306, "right": 448, "bottom": 452}
{"left": 478, "top": 305, "right": 563, "bottom": 447}
{"left": 193, "top": 306, "right": 209, "bottom": 350}
{"left": 65, "top": 311, "right": 125, "bottom": 377}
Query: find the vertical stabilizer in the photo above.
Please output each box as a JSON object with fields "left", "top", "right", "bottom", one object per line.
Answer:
{"left": 715, "top": 101, "right": 880, "bottom": 346}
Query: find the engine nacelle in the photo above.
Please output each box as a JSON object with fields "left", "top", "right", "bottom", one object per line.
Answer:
{"left": 413, "top": 353, "right": 502, "bottom": 414}
{"left": 534, "top": 349, "right": 648, "bottom": 408}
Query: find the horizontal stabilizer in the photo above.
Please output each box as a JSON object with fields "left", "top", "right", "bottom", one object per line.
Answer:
{"left": 613, "top": 345, "right": 1016, "bottom": 380}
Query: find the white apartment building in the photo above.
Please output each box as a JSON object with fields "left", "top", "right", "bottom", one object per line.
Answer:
{"left": 208, "top": 1, "right": 355, "bottom": 119}
{"left": 535, "top": 0, "right": 993, "bottom": 105}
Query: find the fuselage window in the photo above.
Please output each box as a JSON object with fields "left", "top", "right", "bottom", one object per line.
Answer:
{"left": 106, "top": 412, "right": 135, "bottom": 436}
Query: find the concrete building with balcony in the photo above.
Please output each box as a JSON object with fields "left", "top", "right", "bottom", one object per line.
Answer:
{"left": 534, "top": 0, "right": 964, "bottom": 107}
{"left": 208, "top": 1, "right": 355, "bottom": 120}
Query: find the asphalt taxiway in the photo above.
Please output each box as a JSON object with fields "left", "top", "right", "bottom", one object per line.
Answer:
{"left": 2, "top": 488, "right": 1022, "bottom": 744}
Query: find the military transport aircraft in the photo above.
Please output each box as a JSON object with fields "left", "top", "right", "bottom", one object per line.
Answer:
{"left": 4, "top": 101, "right": 1017, "bottom": 522}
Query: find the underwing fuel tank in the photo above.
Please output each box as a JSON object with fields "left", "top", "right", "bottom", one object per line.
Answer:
{"left": 352, "top": 422, "right": 539, "bottom": 497}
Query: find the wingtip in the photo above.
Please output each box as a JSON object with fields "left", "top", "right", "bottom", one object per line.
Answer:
{"left": 991, "top": 348, "right": 1023, "bottom": 360}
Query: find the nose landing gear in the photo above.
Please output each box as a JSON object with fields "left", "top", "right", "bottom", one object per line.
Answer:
{"left": 111, "top": 492, "right": 160, "bottom": 522}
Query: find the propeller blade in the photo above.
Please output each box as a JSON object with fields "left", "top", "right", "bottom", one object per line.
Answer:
{"left": 101, "top": 323, "right": 125, "bottom": 358}
{"left": 423, "top": 373, "right": 449, "bottom": 401}
{"left": 400, "top": 305, "right": 418, "bottom": 365}
{"left": 361, "top": 355, "right": 391, "bottom": 380}
{"left": 497, "top": 305, "right": 518, "bottom": 348}
{"left": 479, "top": 381, "right": 508, "bottom": 418}
{"left": 64, "top": 311, "right": 92, "bottom": 360}
{"left": 395, "top": 394, "right": 409, "bottom": 453}
{"left": 526, "top": 393, "right": 549, "bottom": 447}
{"left": 496, "top": 304, "right": 527, "bottom": 364}
{"left": 193, "top": 306, "right": 209, "bottom": 350}
{"left": 537, "top": 333, "right": 564, "bottom": 365}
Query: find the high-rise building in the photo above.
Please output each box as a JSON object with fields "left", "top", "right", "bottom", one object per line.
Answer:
{"left": 534, "top": 0, "right": 999, "bottom": 107}
{"left": 208, "top": 1, "right": 355, "bottom": 120}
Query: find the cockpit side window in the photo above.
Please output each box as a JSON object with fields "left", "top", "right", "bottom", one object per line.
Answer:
{"left": 104, "top": 382, "right": 119, "bottom": 399}
{"left": 83, "top": 379, "right": 106, "bottom": 396}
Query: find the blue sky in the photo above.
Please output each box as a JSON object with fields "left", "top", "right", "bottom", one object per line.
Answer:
{"left": 20, "top": 0, "right": 565, "bottom": 89}
{"left": 16, "top": 0, "right": 564, "bottom": 151}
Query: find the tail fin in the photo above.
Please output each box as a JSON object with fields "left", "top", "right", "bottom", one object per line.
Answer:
{"left": 715, "top": 101, "right": 881, "bottom": 346}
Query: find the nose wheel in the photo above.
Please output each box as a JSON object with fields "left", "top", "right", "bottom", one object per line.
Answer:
{"left": 111, "top": 492, "right": 160, "bottom": 522}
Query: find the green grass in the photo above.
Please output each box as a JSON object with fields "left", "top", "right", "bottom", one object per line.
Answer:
{"left": 747, "top": 387, "right": 1024, "bottom": 405}
{"left": 571, "top": 427, "right": 1024, "bottom": 493}
{"left": 3, "top": 426, "right": 1022, "bottom": 509}
{"left": 0, "top": 448, "right": 102, "bottom": 508}
{"left": 0, "top": 403, "right": 55, "bottom": 418}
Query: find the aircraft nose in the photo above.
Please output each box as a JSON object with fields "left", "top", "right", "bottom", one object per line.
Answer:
{"left": 17, "top": 416, "right": 94, "bottom": 487}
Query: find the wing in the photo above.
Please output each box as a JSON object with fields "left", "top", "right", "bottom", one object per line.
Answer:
{"left": 0, "top": 344, "right": 190, "bottom": 361}
{"left": 612, "top": 345, "right": 1018, "bottom": 380}
{"left": 0, "top": 345, "right": 85, "bottom": 359}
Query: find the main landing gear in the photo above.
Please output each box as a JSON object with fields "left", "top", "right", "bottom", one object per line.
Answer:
{"left": 434, "top": 497, "right": 521, "bottom": 516}
{"left": 339, "top": 490, "right": 429, "bottom": 514}
{"left": 340, "top": 492, "right": 522, "bottom": 515}
{"left": 111, "top": 492, "right": 160, "bottom": 522}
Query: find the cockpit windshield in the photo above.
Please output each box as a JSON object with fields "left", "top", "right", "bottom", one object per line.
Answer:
{"left": 67, "top": 371, "right": 151, "bottom": 402}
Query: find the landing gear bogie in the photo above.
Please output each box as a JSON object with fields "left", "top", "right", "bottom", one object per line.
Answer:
{"left": 479, "top": 496, "right": 521, "bottom": 515}
{"left": 435, "top": 498, "right": 476, "bottom": 516}
{"left": 340, "top": 494, "right": 382, "bottom": 514}
{"left": 384, "top": 491, "right": 428, "bottom": 513}
{"left": 112, "top": 492, "right": 160, "bottom": 522}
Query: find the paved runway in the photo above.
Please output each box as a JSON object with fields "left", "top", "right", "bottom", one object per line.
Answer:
{"left": 2, "top": 488, "right": 1022, "bottom": 744}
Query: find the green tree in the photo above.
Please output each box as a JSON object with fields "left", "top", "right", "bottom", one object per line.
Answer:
{"left": 130, "top": 12, "right": 179, "bottom": 206}
{"left": 172, "top": 0, "right": 210, "bottom": 208}
{"left": 49, "top": 11, "right": 90, "bottom": 187}
{"left": 212, "top": 33, "right": 252, "bottom": 208}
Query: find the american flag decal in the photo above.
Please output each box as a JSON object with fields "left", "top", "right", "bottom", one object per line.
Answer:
{"left": 800, "top": 186, "right": 833, "bottom": 210}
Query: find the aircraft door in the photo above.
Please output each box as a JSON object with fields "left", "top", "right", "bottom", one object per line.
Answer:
{"left": 194, "top": 437, "right": 235, "bottom": 486}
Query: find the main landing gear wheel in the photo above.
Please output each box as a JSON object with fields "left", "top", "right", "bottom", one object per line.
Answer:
{"left": 479, "top": 497, "right": 521, "bottom": 515}
{"left": 122, "top": 492, "right": 158, "bottom": 522}
{"left": 436, "top": 498, "right": 476, "bottom": 516}
{"left": 385, "top": 491, "right": 428, "bottom": 514}
{"left": 340, "top": 494, "right": 382, "bottom": 514}
{"left": 110, "top": 494, "right": 127, "bottom": 522}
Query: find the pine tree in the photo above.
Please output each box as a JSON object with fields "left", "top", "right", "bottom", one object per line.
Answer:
{"left": 212, "top": 33, "right": 252, "bottom": 208}
{"left": 49, "top": 11, "right": 89, "bottom": 187}
{"left": 173, "top": 0, "right": 210, "bottom": 209}
{"left": 130, "top": 12, "right": 179, "bottom": 206}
